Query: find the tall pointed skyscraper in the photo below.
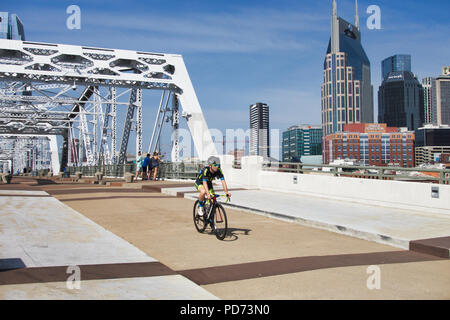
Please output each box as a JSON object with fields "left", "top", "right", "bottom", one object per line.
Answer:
{"left": 321, "top": 0, "right": 373, "bottom": 160}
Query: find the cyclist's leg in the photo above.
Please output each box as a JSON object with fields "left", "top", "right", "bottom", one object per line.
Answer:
{"left": 208, "top": 186, "right": 215, "bottom": 222}
{"left": 196, "top": 183, "right": 206, "bottom": 201}
{"left": 195, "top": 183, "right": 207, "bottom": 214}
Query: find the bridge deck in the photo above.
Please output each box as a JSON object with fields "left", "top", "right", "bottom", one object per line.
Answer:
{"left": 176, "top": 186, "right": 450, "bottom": 251}
{"left": 0, "top": 176, "right": 449, "bottom": 299}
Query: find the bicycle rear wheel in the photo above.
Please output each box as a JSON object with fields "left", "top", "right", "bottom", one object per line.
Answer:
{"left": 193, "top": 200, "right": 207, "bottom": 233}
{"left": 212, "top": 203, "right": 228, "bottom": 240}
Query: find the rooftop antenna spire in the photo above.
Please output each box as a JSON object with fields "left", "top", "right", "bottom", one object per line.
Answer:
{"left": 355, "top": 0, "right": 360, "bottom": 30}
{"left": 331, "top": 0, "right": 339, "bottom": 53}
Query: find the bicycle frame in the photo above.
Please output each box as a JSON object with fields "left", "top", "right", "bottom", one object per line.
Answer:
{"left": 205, "top": 194, "right": 229, "bottom": 223}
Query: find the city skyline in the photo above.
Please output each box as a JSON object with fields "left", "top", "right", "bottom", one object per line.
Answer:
{"left": 2, "top": 0, "right": 449, "bottom": 158}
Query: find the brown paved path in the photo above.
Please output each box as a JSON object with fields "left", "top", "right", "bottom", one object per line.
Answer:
{"left": 5, "top": 177, "right": 450, "bottom": 299}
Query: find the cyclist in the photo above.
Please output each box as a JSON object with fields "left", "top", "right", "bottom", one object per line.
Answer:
{"left": 195, "top": 156, "right": 231, "bottom": 217}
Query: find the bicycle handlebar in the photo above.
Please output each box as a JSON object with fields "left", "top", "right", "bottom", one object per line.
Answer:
{"left": 206, "top": 194, "right": 231, "bottom": 204}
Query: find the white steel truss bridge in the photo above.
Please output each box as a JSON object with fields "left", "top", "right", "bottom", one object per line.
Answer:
{"left": 0, "top": 38, "right": 217, "bottom": 173}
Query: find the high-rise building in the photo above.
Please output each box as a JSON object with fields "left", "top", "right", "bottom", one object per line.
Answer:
{"left": 282, "top": 125, "right": 322, "bottom": 162}
{"left": 321, "top": 0, "right": 373, "bottom": 161}
{"left": 443, "top": 66, "right": 450, "bottom": 76}
{"left": 324, "top": 123, "right": 415, "bottom": 167}
{"left": 381, "top": 55, "right": 411, "bottom": 81}
{"left": 9, "top": 14, "right": 25, "bottom": 40}
{"left": 421, "top": 71, "right": 450, "bottom": 126}
{"left": 378, "top": 71, "right": 424, "bottom": 131}
{"left": 422, "top": 77, "right": 434, "bottom": 124}
{"left": 0, "top": 12, "right": 25, "bottom": 40}
{"left": 249, "top": 102, "right": 270, "bottom": 158}
{"left": 415, "top": 125, "right": 450, "bottom": 165}
{"left": 0, "top": 13, "right": 8, "bottom": 39}
{"left": 434, "top": 75, "right": 450, "bottom": 126}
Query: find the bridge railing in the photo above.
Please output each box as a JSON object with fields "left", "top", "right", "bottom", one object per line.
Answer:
{"left": 66, "top": 161, "right": 205, "bottom": 180}
{"left": 261, "top": 162, "right": 450, "bottom": 185}
{"left": 66, "top": 164, "right": 136, "bottom": 177}
{"left": 158, "top": 162, "right": 204, "bottom": 180}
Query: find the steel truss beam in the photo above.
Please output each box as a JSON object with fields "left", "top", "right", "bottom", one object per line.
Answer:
{"left": 0, "top": 39, "right": 217, "bottom": 172}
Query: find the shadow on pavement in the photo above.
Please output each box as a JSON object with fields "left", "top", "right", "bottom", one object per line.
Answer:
{"left": 0, "top": 258, "right": 26, "bottom": 272}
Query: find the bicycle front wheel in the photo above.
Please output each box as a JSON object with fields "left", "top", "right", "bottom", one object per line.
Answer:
{"left": 212, "top": 203, "right": 228, "bottom": 240}
{"left": 193, "top": 200, "right": 207, "bottom": 233}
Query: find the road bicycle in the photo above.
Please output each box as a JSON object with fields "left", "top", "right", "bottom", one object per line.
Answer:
{"left": 193, "top": 193, "right": 229, "bottom": 240}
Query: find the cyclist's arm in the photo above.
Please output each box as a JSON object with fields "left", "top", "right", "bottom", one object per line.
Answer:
{"left": 217, "top": 168, "right": 230, "bottom": 197}
{"left": 202, "top": 180, "right": 211, "bottom": 198}
{"left": 221, "top": 179, "right": 230, "bottom": 198}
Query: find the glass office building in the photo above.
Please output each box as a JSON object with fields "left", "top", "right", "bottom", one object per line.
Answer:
{"left": 0, "top": 12, "right": 25, "bottom": 40}
{"left": 282, "top": 125, "right": 322, "bottom": 162}
{"left": 378, "top": 71, "right": 424, "bottom": 131}
{"left": 382, "top": 55, "right": 411, "bottom": 81}
{"left": 0, "top": 12, "right": 9, "bottom": 39}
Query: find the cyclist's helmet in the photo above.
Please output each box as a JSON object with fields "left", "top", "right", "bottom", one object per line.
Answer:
{"left": 207, "top": 156, "right": 220, "bottom": 166}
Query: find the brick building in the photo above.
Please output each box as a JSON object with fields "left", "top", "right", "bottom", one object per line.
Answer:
{"left": 324, "top": 123, "right": 415, "bottom": 167}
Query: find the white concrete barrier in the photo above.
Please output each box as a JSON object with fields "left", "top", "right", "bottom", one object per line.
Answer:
{"left": 222, "top": 156, "right": 450, "bottom": 216}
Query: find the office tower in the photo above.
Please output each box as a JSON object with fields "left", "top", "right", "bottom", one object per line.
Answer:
{"left": 434, "top": 74, "right": 450, "bottom": 125}
{"left": 282, "top": 125, "right": 322, "bottom": 162}
{"left": 9, "top": 14, "right": 25, "bottom": 40}
{"left": 422, "top": 77, "right": 434, "bottom": 124}
{"left": 249, "top": 102, "right": 270, "bottom": 158}
{"left": 415, "top": 124, "right": 450, "bottom": 165}
{"left": 378, "top": 71, "right": 424, "bottom": 131}
{"left": 382, "top": 55, "right": 411, "bottom": 80}
{"left": 321, "top": 0, "right": 374, "bottom": 161}
{"left": 0, "top": 12, "right": 8, "bottom": 39}
{"left": 0, "top": 12, "right": 26, "bottom": 40}
{"left": 443, "top": 66, "right": 450, "bottom": 76}
{"left": 324, "top": 123, "right": 415, "bottom": 167}
{"left": 421, "top": 71, "right": 450, "bottom": 126}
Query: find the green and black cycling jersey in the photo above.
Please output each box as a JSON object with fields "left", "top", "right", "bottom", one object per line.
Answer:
{"left": 194, "top": 166, "right": 224, "bottom": 188}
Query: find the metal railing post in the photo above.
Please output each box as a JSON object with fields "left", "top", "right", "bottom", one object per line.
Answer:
{"left": 378, "top": 168, "right": 385, "bottom": 180}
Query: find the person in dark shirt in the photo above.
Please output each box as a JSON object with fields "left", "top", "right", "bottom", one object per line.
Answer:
{"left": 194, "top": 156, "right": 230, "bottom": 216}
{"left": 149, "top": 152, "right": 161, "bottom": 181}
{"left": 142, "top": 154, "right": 150, "bottom": 180}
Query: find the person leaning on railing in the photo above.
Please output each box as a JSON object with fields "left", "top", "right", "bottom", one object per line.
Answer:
{"left": 149, "top": 152, "right": 161, "bottom": 181}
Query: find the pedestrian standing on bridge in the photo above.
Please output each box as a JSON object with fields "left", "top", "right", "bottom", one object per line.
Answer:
{"left": 149, "top": 152, "right": 160, "bottom": 181}
{"left": 142, "top": 153, "right": 150, "bottom": 180}
{"left": 135, "top": 151, "right": 143, "bottom": 180}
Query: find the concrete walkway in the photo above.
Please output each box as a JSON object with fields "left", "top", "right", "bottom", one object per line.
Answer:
{"left": 0, "top": 189, "right": 218, "bottom": 299}
{"left": 1, "top": 177, "right": 449, "bottom": 299}
{"left": 164, "top": 184, "right": 450, "bottom": 255}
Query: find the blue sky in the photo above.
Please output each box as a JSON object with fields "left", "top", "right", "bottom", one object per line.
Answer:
{"left": 3, "top": 0, "right": 449, "bottom": 158}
